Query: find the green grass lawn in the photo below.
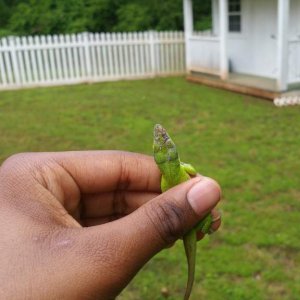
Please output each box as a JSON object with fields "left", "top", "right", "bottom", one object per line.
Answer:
{"left": 0, "top": 77, "right": 300, "bottom": 300}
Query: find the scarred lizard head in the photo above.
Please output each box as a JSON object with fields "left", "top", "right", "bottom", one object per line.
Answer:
{"left": 153, "top": 124, "right": 178, "bottom": 165}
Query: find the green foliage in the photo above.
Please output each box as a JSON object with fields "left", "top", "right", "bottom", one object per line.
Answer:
{"left": 1, "top": 0, "right": 211, "bottom": 36}
{"left": 113, "top": 3, "right": 152, "bottom": 32}
{"left": 0, "top": 0, "right": 10, "bottom": 27}
{"left": 148, "top": 0, "right": 184, "bottom": 31}
{"left": 0, "top": 77, "right": 300, "bottom": 299}
{"left": 193, "top": 0, "right": 212, "bottom": 31}
{"left": 8, "top": 0, "right": 87, "bottom": 35}
{"left": 194, "top": 16, "right": 212, "bottom": 31}
{"left": 85, "top": 0, "right": 121, "bottom": 33}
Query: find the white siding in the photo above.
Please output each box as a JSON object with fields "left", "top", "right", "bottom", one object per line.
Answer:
{"left": 288, "top": 1, "right": 300, "bottom": 83}
{"left": 289, "top": 0, "right": 300, "bottom": 39}
{"left": 189, "top": 36, "right": 220, "bottom": 75}
{"left": 227, "top": 0, "right": 277, "bottom": 78}
{"left": 210, "top": 0, "right": 300, "bottom": 80}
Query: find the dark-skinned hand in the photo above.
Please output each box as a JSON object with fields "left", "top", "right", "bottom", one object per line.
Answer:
{"left": 0, "top": 151, "right": 221, "bottom": 299}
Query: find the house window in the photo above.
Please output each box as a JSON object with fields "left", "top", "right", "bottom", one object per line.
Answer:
{"left": 228, "top": 0, "right": 241, "bottom": 32}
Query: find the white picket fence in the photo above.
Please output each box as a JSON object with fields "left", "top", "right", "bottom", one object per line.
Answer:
{"left": 0, "top": 31, "right": 185, "bottom": 90}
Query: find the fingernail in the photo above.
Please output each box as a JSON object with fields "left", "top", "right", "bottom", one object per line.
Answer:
{"left": 187, "top": 178, "right": 220, "bottom": 216}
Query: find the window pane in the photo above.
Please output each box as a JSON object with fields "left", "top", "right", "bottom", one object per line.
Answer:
{"left": 229, "top": 4, "right": 240, "bottom": 12}
{"left": 229, "top": 0, "right": 240, "bottom": 5}
{"left": 229, "top": 0, "right": 241, "bottom": 12}
{"left": 229, "top": 15, "right": 241, "bottom": 32}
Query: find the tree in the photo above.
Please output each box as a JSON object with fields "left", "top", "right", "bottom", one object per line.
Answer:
{"left": 1, "top": 0, "right": 212, "bottom": 36}
{"left": 113, "top": 2, "right": 152, "bottom": 32}
{"left": 8, "top": 0, "right": 88, "bottom": 35}
{"left": 0, "top": 0, "right": 10, "bottom": 27}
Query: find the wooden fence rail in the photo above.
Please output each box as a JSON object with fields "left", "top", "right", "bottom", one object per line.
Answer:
{"left": 0, "top": 31, "right": 185, "bottom": 90}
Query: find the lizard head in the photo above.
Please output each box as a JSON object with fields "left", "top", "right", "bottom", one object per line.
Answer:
{"left": 153, "top": 124, "right": 178, "bottom": 165}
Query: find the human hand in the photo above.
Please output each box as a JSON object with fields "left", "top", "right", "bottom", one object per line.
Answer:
{"left": 0, "top": 151, "right": 221, "bottom": 299}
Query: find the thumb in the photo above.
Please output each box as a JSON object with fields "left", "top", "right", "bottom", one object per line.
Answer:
{"left": 64, "top": 176, "right": 221, "bottom": 298}
{"left": 98, "top": 176, "right": 221, "bottom": 270}
{"left": 125, "top": 176, "right": 221, "bottom": 258}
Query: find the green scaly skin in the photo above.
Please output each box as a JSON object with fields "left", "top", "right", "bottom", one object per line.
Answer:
{"left": 153, "top": 124, "right": 213, "bottom": 300}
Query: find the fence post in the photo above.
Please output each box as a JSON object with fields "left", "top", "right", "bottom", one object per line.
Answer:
{"left": 0, "top": 39, "right": 8, "bottom": 86}
{"left": 83, "top": 32, "right": 92, "bottom": 81}
{"left": 9, "top": 37, "right": 21, "bottom": 86}
{"left": 2, "top": 38, "right": 13, "bottom": 85}
{"left": 149, "top": 31, "right": 156, "bottom": 76}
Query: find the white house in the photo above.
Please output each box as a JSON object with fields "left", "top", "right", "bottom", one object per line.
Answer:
{"left": 183, "top": 0, "right": 300, "bottom": 99}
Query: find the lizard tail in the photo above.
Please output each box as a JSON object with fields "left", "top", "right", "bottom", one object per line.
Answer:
{"left": 183, "top": 229, "right": 197, "bottom": 300}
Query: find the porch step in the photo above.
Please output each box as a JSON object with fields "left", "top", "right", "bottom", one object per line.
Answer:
{"left": 187, "top": 73, "right": 280, "bottom": 100}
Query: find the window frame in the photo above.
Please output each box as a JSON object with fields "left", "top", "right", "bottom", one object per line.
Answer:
{"left": 228, "top": 0, "right": 242, "bottom": 33}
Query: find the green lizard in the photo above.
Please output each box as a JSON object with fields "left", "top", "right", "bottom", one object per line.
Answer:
{"left": 153, "top": 124, "right": 213, "bottom": 300}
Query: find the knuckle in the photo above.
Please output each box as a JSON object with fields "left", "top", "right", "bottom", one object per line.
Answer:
{"left": 0, "top": 153, "right": 30, "bottom": 184}
{"left": 0, "top": 153, "right": 51, "bottom": 185}
{"left": 1, "top": 152, "right": 28, "bottom": 167}
{"left": 145, "top": 198, "right": 186, "bottom": 245}
{"left": 0, "top": 152, "right": 34, "bottom": 174}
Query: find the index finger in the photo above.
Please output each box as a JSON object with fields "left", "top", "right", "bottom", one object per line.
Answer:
{"left": 54, "top": 150, "right": 161, "bottom": 194}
